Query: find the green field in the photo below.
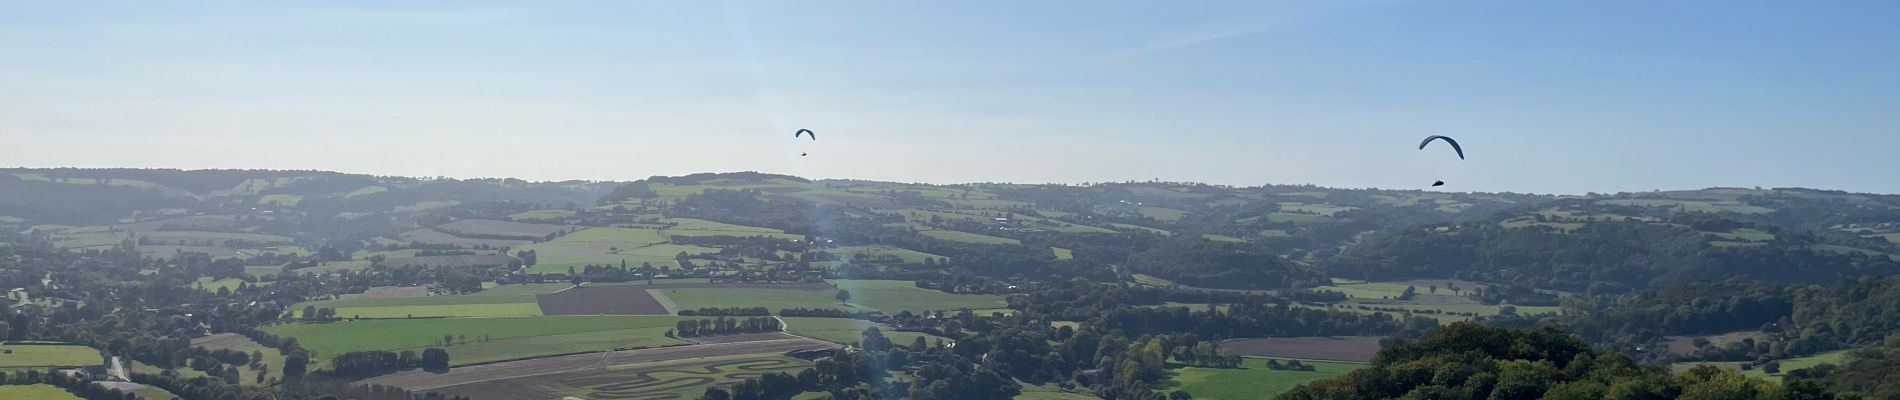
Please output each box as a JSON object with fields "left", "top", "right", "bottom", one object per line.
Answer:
{"left": 1139, "top": 207, "right": 1187, "bottom": 222}
{"left": 1869, "top": 232, "right": 1900, "bottom": 244}
{"left": 519, "top": 227, "right": 718, "bottom": 274}
{"left": 1598, "top": 199, "right": 1775, "bottom": 214}
{"left": 1131, "top": 274, "right": 1181, "bottom": 287}
{"left": 295, "top": 291, "right": 544, "bottom": 318}
{"left": 475, "top": 282, "right": 581, "bottom": 296}
{"left": 258, "top": 194, "right": 303, "bottom": 206}
{"left": 660, "top": 218, "right": 794, "bottom": 235}
{"left": 654, "top": 280, "right": 1004, "bottom": 314}
{"left": 1202, "top": 234, "right": 1247, "bottom": 243}
{"left": 834, "top": 280, "right": 1007, "bottom": 313}
{"left": 264, "top": 316, "right": 690, "bottom": 366}
{"left": 781, "top": 317, "right": 948, "bottom": 348}
{"left": 123, "top": 385, "right": 178, "bottom": 400}
{"left": 508, "top": 209, "right": 576, "bottom": 220}
{"left": 1705, "top": 228, "right": 1775, "bottom": 241}
{"left": 13, "top": 173, "right": 192, "bottom": 196}
{"left": 193, "top": 277, "right": 249, "bottom": 293}
{"left": 1674, "top": 349, "right": 1852, "bottom": 381}
{"left": 345, "top": 185, "right": 388, "bottom": 198}
{"left": 0, "top": 344, "right": 100, "bottom": 367}
{"left": 393, "top": 201, "right": 459, "bottom": 213}
{"left": 192, "top": 333, "right": 288, "bottom": 386}
{"left": 49, "top": 231, "right": 123, "bottom": 249}
{"left": 0, "top": 384, "right": 83, "bottom": 400}
{"left": 292, "top": 260, "right": 372, "bottom": 274}
{"left": 1111, "top": 223, "right": 1172, "bottom": 236}
{"left": 1267, "top": 212, "right": 1319, "bottom": 223}
{"left": 1163, "top": 358, "right": 1364, "bottom": 399}
{"left": 1500, "top": 218, "right": 1586, "bottom": 232}
{"left": 1016, "top": 381, "right": 1101, "bottom": 400}
{"left": 1302, "top": 279, "right": 1559, "bottom": 320}
{"left": 921, "top": 230, "right": 1020, "bottom": 245}
{"left": 1052, "top": 247, "right": 1073, "bottom": 260}
{"left": 142, "top": 230, "right": 292, "bottom": 243}
{"left": 1278, "top": 202, "right": 1356, "bottom": 216}
{"left": 244, "top": 265, "right": 284, "bottom": 279}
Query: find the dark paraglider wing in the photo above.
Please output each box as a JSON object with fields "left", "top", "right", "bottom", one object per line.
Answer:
{"left": 795, "top": 129, "right": 815, "bottom": 140}
{"left": 1419, "top": 135, "right": 1464, "bottom": 159}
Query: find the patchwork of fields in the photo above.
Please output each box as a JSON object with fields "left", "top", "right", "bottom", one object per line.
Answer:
{"left": 264, "top": 316, "right": 692, "bottom": 366}
{"left": 0, "top": 344, "right": 102, "bottom": 368}
{"left": 1164, "top": 357, "right": 1365, "bottom": 400}
{"left": 192, "top": 333, "right": 288, "bottom": 385}
{"left": 1220, "top": 336, "right": 1383, "bottom": 362}
{"left": 652, "top": 280, "right": 1006, "bottom": 315}
{"left": 361, "top": 336, "right": 838, "bottom": 400}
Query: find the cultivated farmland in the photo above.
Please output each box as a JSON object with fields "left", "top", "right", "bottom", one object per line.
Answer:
{"left": 436, "top": 219, "right": 575, "bottom": 239}
{"left": 780, "top": 317, "right": 948, "bottom": 348}
{"left": 379, "top": 254, "right": 516, "bottom": 269}
{"left": 1220, "top": 336, "right": 1384, "bottom": 362}
{"left": 264, "top": 316, "right": 692, "bottom": 365}
{"left": 648, "top": 280, "right": 1004, "bottom": 315}
{"left": 1165, "top": 357, "right": 1365, "bottom": 399}
{"left": 920, "top": 230, "right": 1020, "bottom": 245}
{"left": 537, "top": 284, "right": 670, "bottom": 315}
{"left": 361, "top": 337, "right": 838, "bottom": 399}
{"left": 295, "top": 292, "right": 543, "bottom": 318}
{"left": 397, "top": 228, "right": 529, "bottom": 247}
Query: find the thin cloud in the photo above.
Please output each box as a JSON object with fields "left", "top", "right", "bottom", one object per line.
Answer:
{"left": 310, "top": 7, "right": 514, "bottom": 25}
{"left": 1108, "top": 25, "right": 1269, "bottom": 58}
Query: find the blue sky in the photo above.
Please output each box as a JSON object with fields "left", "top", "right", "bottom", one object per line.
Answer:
{"left": 2, "top": 1, "right": 1896, "bottom": 194}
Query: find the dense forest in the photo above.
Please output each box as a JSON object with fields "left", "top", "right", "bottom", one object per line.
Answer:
{"left": 1277, "top": 323, "right": 1834, "bottom": 400}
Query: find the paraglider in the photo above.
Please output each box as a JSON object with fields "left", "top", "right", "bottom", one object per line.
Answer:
{"left": 794, "top": 129, "right": 816, "bottom": 157}
{"left": 1418, "top": 135, "right": 1463, "bottom": 159}
{"left": 1419, "top": 135, "right": 1463, "bottom": 187}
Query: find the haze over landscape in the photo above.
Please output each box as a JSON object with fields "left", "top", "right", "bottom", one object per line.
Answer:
{"left": 5, "top": 1, "right": 1899, "bottom": 193}
{"left": 6, "top": 1, "right": 1900, "bottom": 400}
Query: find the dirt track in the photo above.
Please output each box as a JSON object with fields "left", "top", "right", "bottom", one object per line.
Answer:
{"left": 1220, "top": 336, "right": 1383, "bottom": 362}
{"left": 359, "top": 337, "right": 838, "bottom": 392}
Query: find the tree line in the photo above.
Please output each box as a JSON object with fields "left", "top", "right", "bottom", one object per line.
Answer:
{"left": 669, "top": 317, "right": 782, "bottom": 337}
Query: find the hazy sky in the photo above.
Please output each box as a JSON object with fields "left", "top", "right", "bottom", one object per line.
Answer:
{"left": 3, "top": 1, "right": 1897, "bottom": 194}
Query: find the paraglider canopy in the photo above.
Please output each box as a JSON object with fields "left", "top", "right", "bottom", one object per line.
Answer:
{"left": 795, "top": 129, "right": 815, "bottom": 140}
{"left": 1418, "top": 135, "right": 1464, "bottom": 159}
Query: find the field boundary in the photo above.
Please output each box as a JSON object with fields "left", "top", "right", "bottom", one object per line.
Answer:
{"left": 360, "top": 337, "right": 840, "bottom": 392}
{"left": 1237, "top": 355, "right": 1372, "bottom": 364}
{"left": 647, "top": 289, "right": 680, "bottom": 314}
{"left": 450, "top": 343, "right": 693, "bottom": 368}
